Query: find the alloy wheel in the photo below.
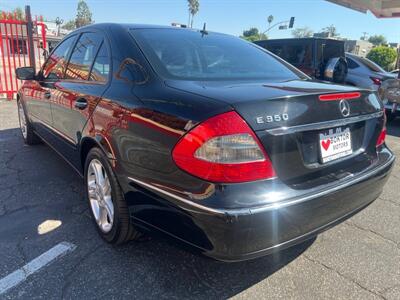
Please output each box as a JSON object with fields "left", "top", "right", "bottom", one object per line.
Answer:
{"left": 18, "top": 102, "right": 27, "bottom": 139}
{"left": 87, "top": 159, "right": 114, "bottom": 233}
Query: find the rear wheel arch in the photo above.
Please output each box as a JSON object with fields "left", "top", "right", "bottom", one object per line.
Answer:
{"left": 80, "top": 135, "right": 116, "bottom": 171}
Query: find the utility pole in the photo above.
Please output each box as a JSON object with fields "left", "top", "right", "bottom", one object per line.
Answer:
{"left": 25, "top": 5, "right": 35, "bottom": 72}
{"left": 397, "top": 46, "right": 400, "bottom": 73}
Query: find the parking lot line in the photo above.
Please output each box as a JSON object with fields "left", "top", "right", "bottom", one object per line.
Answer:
{"left": 0, "top": 242, "right": 76, "bottom": 295}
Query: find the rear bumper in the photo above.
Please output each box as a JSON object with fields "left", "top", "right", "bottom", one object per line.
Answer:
{"left": 126, "top": 149, "right": 395, "bottom": 262}
{"left": 202, "top": 152, "right": 394, "bottom": 261}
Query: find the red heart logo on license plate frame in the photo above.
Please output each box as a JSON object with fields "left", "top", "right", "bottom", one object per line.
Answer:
{"left": 321, "top": 139, "right": 331, "bottom": 151}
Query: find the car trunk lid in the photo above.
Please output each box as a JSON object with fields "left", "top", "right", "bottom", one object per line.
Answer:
{"left": 166, "top": 79, "right": 385, "bottom": 188}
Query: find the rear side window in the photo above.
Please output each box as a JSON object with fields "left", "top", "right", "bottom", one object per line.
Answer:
{"left": 322, "top": 41, "right": 345, "bottom": 61}
{"left": 284, "top": 43, "right": 313, "bottom": 68}
{"left": 65, "top": 32, "right": 103, "bottom": 81}
{"left": 267, "top": 44, "right": 285, "bottom": 59}
{"left": 43, "top": 35, "right": 76, "bottom": 80}
{"left": 89, "top": 43, "right": 110, "bottom": 82}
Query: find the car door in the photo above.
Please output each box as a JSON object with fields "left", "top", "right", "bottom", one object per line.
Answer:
{"left": 24, "top": 35, "right": 77, "bottom": 134}
{"left": 49, "top": 31, "right": 110, "bottom": 162}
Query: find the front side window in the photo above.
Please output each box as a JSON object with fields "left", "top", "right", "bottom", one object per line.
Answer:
{"left": 347, "top": 57, "right": 359, "bottom": 69}
{"left": 65, "top": 32, "right": 103, "bottom": 81}
{"left": 131, "top": 29, "right": 303, "bottom": 81}
{"left": 43, "top": 35, "right": 76, "bottom": 80}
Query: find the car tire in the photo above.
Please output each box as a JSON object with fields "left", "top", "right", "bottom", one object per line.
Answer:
{"left": 17, "top": 99, "right": 41, "bottom": 145}
{"left": 84, "top": 147, "right": 141, "bottom": 244}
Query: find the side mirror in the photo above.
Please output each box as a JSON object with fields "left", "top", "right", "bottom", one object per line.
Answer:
{"left": 16, "top": 67, "right": 35, "bottom": 80}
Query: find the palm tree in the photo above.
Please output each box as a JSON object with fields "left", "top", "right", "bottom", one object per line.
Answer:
{"left": 188, "top": 0, "right": 200, "bottom": 28}
{"left": 267, "top": 15, "right": 274, "bottom": 30}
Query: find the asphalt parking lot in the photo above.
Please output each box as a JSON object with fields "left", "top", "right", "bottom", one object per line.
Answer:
{"left": 0, "top": 99, "right": 399, "bottom": 299}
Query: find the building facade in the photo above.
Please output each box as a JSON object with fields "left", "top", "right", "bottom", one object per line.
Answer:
{"left": 344, "top": 40, "right": 374, "bottom": 57}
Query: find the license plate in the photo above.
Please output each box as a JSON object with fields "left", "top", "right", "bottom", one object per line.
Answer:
{"left": 319, "top": 127, "right": 352, "bottom": 163}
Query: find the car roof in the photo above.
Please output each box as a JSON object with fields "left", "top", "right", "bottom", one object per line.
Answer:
{"left": 345, "top": 52, "right": 357, "bottom": 57}
{"left": 72, "top": 23, "right": 194, "bottom": 32}
{"left": 345, "top": 52, "right": 364, "bottom": 60}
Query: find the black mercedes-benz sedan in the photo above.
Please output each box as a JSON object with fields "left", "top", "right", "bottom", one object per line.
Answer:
{"left": 16, "top": 24, "right": 394, "bottom": 261}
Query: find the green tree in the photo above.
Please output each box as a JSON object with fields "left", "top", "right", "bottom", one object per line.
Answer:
{"left": 321, "top": 25, "right": 339, "bottom": 37}
{"left": 187, "top": 0, "right": 200, "bottom": 28}
{"left": 75, "top": 0, "right": 93, "bottom": 28}
{"left": 13, "top": 7, "right": 24, "bottom": 20}
{"left": 368, "top": 34, "right": 387, "bottom": 46}
{"left": 0, "top": 7, "right": 24, "bottom": 20}
{"left": 292, "top": 27, "right": 313, "bottom": 38}
{"left": 366, "top": 46, "right": 397, "bottom": 71}
{"left": 62, "top": 20, "right": 76, "bottom": 30}
{"left": 241, "top": 27, "right": 267, "bottom": 42}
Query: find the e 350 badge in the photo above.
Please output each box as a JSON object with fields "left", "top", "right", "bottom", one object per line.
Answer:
{"left": 256, "top": 113, "right": 289, "bottom": 124}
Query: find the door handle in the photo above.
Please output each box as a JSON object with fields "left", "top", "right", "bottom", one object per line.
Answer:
{"left": 75, "top": 98, "right": 88, "bottom": 110}
{"left": 44, "top": 91, "right": 51, "bottom": 99}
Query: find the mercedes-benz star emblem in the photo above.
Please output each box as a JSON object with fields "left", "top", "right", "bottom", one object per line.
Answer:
{"left": 339, "top": 99, "right": 350, "bottom": 117}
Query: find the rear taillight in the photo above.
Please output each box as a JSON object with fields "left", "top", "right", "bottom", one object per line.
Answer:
{"left": 376, "top": 113, "right": 387, "bottom": 147}
{"left": 376, "top": 128, "right": 387, "bottom": 147}
{"left": 370, "top": 77, "right": 382, "bottom": 86}
{"left": 172, "top": 111, "right": 276, "bottom": 183}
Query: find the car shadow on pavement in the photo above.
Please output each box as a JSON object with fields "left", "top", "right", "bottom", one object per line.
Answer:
{"left": 61, "top": 232, "right": 314, "bottom": 299}
{"left": 0, "top": 127, "right": 314, "bottom": 298}
{"left": 120, "top": 236, "right": 314, "bottom": 298}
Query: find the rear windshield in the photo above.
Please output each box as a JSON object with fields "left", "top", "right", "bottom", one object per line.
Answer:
{"left": 130, "top": 29, "right": 303, "bottom": 81}
{"left": 353, "top": 55, "right": 385, "bottom": 73}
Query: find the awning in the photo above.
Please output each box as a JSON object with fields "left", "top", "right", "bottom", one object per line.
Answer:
{"left": 327, "top": 0, "right": 400, "bottom": 18}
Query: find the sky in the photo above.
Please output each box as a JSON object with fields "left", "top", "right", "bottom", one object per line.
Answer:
{"left": 1, "top": 0, "right": 400, "bottom": 42}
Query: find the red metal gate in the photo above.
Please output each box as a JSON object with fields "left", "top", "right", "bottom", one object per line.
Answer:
{"left": 0, "top": 12, "right": 47, "bottom": 100}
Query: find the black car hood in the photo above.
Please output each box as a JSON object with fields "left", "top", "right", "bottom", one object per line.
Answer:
{"left": 165, "top": 79, "right": 360, "bottom": 105}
